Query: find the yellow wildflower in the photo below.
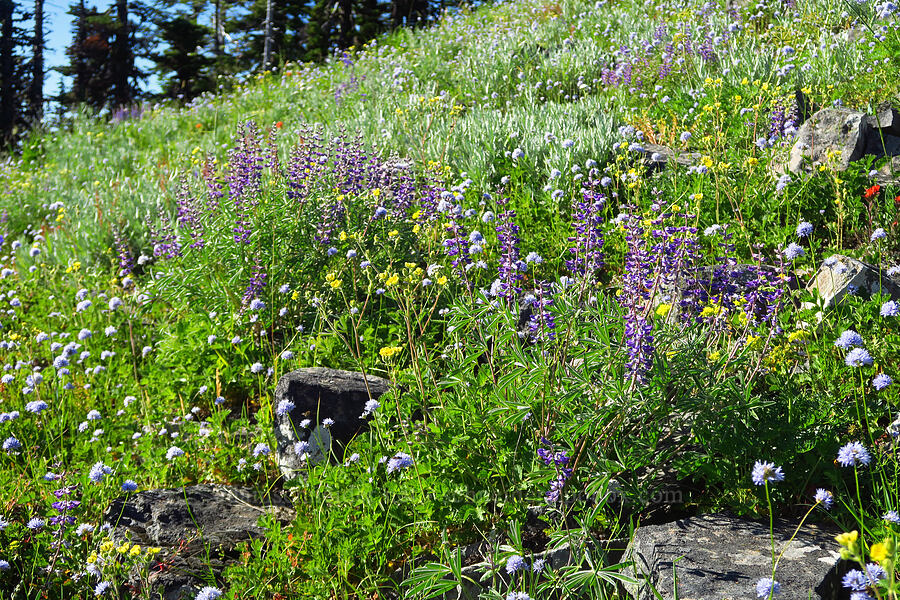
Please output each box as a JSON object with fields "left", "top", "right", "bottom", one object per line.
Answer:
{"left": 385, "top": 274, "right": 399, "bottom": 287}
{"left": 655, "top": 303, "right": 672, "bottom": 317}
{"left": 836, "top": 531, "right": 859, "bottom": 547}
{"left": 870, "top": 541, "right": 889, "bottom": 562}
{"left": 437, "top": 276, "right": 448, "bottom": 286}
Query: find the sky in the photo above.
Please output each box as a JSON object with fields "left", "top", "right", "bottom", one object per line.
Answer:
{"left": 36, "top": 0, "right": 160, "bottom": 100}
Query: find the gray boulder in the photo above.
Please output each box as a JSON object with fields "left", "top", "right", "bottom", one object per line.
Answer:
{"left": 274, "top": 367, "right": 391, "bottom": 478}
{"left": 788, "top": 108, "right": 869, "bottom": 173}
{"left": 807, "top": 254, "right": 900, "bottom": 307}
{"left": 104, "top": 484, "right": 294, "bottom": 600}
{"left": 623, "top": 513, "right": 845, "bottom": 600}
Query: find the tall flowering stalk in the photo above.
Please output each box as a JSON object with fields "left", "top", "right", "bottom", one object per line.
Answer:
{"left": 566, "top": 178, "right": 606, "bottom": 283}
{"left": 493, "top": 196, "right": 524, "bottom": 303}
{"left": 175, "top": 177, "right": 205, "bottom": 250}
{"left": 526, "top": 281, "right": 556, "bottom": 343}
{"left": 620, "top": 212, "right": 655, "bottom": 383}
{"left": 228, "top": 122, "right": 264, "bottom": 245}
{"left": 112, "top": 227, "right": 133, "bottom": 277}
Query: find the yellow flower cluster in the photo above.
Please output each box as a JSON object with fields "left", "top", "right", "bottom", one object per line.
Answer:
{"left": 379, "top": 345, "right": 402, "bottom": 360}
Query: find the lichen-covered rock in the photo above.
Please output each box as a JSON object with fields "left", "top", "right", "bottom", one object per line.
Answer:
{"left": 274, "top": 367, "right": 391, "bottom": 478}
{"left": 104, "top": 485, "right": 294, "bottom": 600}
{"left": 788, "top": 108, "right": 869, "bottom": 173}
{"left": 807, "top": 254, "right": 900, "bottom": 307}
{"left": 623, "top": 513, "right": 845, "bottom": 600}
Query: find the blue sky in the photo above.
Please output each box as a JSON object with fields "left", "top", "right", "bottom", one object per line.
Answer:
{"left": 38, "top": 0, "right": 160, "bottom": 98}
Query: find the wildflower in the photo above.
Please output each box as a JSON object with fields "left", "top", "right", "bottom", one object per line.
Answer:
{"left": 196, "top": 587, "right": 222, "bottom": 600}
{"left": 94, "top": 581, "right": 111, "bottom": 596}
{"left": 506, "top": 594, "right": 532, "bottom": 600}
{"left": 322, "top": 418, "right": 334, "bottom": 427}
{"left": 846, "top": 348, "right": 873, "bottom": 367}
{"left": 884, "top": 510, "right": 900, "bottom": 524}
{"left": 511, "top": 148, "right": 524, "bottom": 160}
{"left": 121, "top": 480, "right": 138, "bottom": 492}
{"left": 873, "top": 374, "right": 892, "bottom": 390}
{"left": 532, "top": 558, "right": 546, "bottom": 573}
{"left": 294, "top": 441, "right": 310, "bottom": 456}
{"left": 837, "top": 442, "right": 871, "bottom": 467}
{"left": 275, "top": 400, "right": 295, "bottom": 416}
{"left": 360, "top": 399, "right": 380, "bottom": 418}
{"left": 215, "top": 396, "right": 225, "bottom": 405}
{"left": 26, "top": 517, "right": 44, "bottom": 530}
{"left": 248, "top": 298, "right": 265, "bottom": 311}
{"left": 253, "top": 443, "right": 270, "bottom": 457}
{"left": 3, "top": 436, "right": 21, "bottom": 452}
{"left": 814, "top": 489, "right": 834, "bottom": 510}
{"left": 865, "top": 184, "right": 882, "bottom": 199}
{"left": 88, "top": 462, "right": 111, "bottom": 483}
{"left": 250, "top": 362, "right": 264, "bottom": 374}
{"left": 386, "top": 452, "right": 414, "bottom": 474}
{"left": 506, "top": 554, "right": 527, "bottom": 574}
{"left": 843, "top": 570, "right": 868, "bottom": 592}
{"left": 166, "top": 446, "right": 184, "bottom": 461}
{"left": 25, "top": 400, "right": 48, "bottom": 414}
{"left": 75, "top": 523, "right": 93, "bottom": 535}
{"left": 835, "top": 330, "right": 864, "bottom": 349}
{"left": 756, "top": 578, "right": 780, "bottom": 598}
{"left": 281, "top": 350, "right": 294, "bottom": 360}
{"left": 870, "top": 543, "right": 889, "bottom": 563}
{"left": 796, "top": 222, "right": 813, "bottom": 237}
{"left": 751, "top": 461, "right": 784, "bottom": 485}
{"left": 872, "top": 228, "right": 887, "bottom": 241}
{"left": 783, "top": 243, "right": 805, "bottom": 260}
{"left": 882, "top": 300, "right": 900, "bottom": 317}
{"left": 0, "top": 560, "right": 8, "bottom": 570}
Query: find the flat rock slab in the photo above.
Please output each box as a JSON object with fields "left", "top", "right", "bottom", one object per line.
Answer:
{"left": 623, "top": 513, "right": 844, "bottom": 600}
{"left": 789, "top": 108, "right": 868, "bottom": 173}
{"left": 807, "top": 254, "right": 900, "bottom": 307}
{"left": 274, "top": 367, "right": 391, "bottom": 478}
{"left": 105, "top": 484, "right": 294, "bottom": 600}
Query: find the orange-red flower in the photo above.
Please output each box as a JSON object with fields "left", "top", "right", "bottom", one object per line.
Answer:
{"left": 864, "top": 184, "right": 881, "bottom": 199}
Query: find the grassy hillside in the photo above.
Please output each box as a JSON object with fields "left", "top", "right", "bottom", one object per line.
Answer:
{"left": 1, "top": 0, "right": 900, "bottom": 597}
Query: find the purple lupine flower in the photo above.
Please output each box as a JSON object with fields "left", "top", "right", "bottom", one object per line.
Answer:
{"left": 566, "top": 180, "right": 606, "bottom": 279}
{"left": 175, "top": 176, "right": 206, "bottom": 250}
{"left": 112, "top": 227, "right": 133, "bottom": 277}
{"left": 228, "top": 122, "right": 264, "bottom": 245}
{"left": 494, "top": 196, "right": 524, "bottom": 302}
{"left": 619, "top": 212, "right": 655, "bottom": 382}
{"left": 526, "top": 282, "right": 556, "bottom": 342}
{"left": 242, "top": 260, "right": 267, "bottom": 309}
{"left": 148, "top": 209, "right": 181, "bottom": 259}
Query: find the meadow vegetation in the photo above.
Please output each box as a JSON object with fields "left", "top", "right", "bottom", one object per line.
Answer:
{"left": 3, "top": 0, "right": 900, "bottom": 597}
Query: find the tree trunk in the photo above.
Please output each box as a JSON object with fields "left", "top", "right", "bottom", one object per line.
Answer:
{"left": 263, "top": 0, "right": 272, "bottom": 69}
{"left": 30, "top": 0, "right": 42, "bottom": 121}
{"left": 0, "top": 0, "right": 14, "bottom": 143}
{"left": 112, "top": 0, "right": 129, "bottom": 107}
{"left": 339, "top": 0, "right": 351, "bottom": 48}
{"left": 214, "top": 0, "right": 222, "bottom": 57}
